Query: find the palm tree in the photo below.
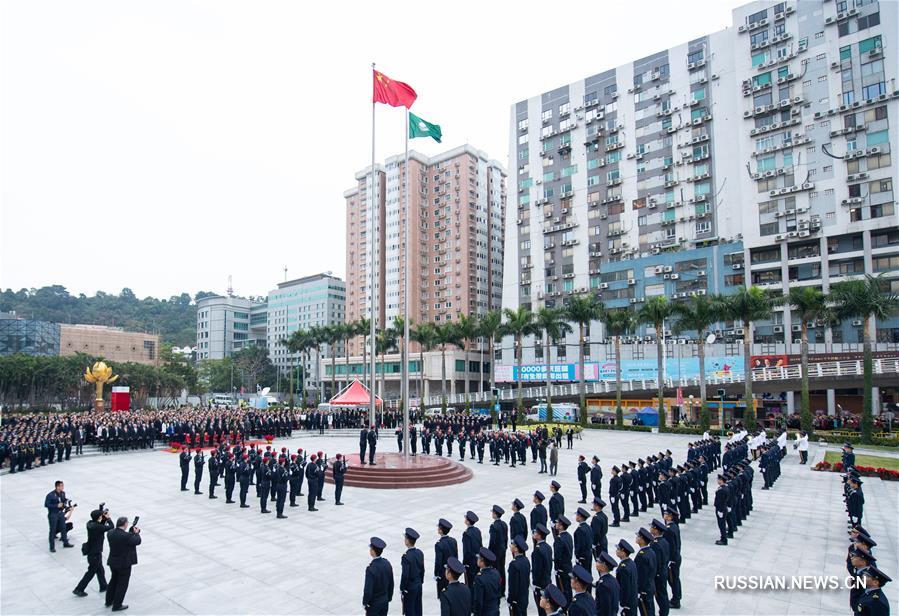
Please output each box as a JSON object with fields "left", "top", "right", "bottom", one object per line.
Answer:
{"left": 392, "top": 316, "right": 407, "bottom": 411}
{"left": 831, "top": 275, "right": 899, "bottom": 443}
{"left": 324, "top": 324, "right": 345, "bottom": 399}
{"left": 502, "top": 307, "right": 538, "bottom": 415}
{"left": 355, "top": 317, "right": 371, "bottom": 388}
{"left": 340, "top": 321, "right": 355, "bottom": 384}
{"left": 410, "top": 322, "right": 438, "bottom": 406}
{"left": 307, "top": 325, "right": 330, "bottom": 404}
{"left": 713, "top": 286, "right": 775, "bottom": 431}
{"left": 534, "top": 307, "right": 573, "bottom": 418}
{"left": 375, "top": 326, "right": 398, "bottom": 402}
{"left": 434, "top": 322, "right": 461, "bottom": 409}
{"left": 284, "top": 329, "right": 312, "bottom": 407}
{"left": 478, "top": 310, "right": 503, "bottom": 408}
{"left": 671, "top": 295, "right": 721, "bottom": 431}
{"left": 455, "top": 313, "right": 479, "bottom": 409}
{"left": 780, "top": 287, "right": 832, "bottom": 435}
{"left": 638, "top": 296, "right": 674, "bottom": 429}
{"left": 564, "top": 294, "right": 605, "bottom": 425}
{"left": 602, "top": 309, "right": 635, "bottom": 426}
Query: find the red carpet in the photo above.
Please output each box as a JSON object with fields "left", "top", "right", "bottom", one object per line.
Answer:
{"left": 163, "top": 439, "right": 275, "bottom": 453}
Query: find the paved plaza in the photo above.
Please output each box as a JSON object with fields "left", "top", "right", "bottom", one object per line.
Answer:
{"left": 1, "top": 429, "right": 897, "bottom": 616}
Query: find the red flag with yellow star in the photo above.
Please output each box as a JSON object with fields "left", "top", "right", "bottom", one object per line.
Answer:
{"left": 372, "top": 70, "right": 417, "bottom": 108}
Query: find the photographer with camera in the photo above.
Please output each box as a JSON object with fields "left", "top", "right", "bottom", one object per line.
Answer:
{"left": 73, "top": 504, "right": 113, "bottom": 597}
{"left": 44, "top": 480, "right": 75, "bottom": 552}
{"left": 105, "top": 515, "right": 141, "bottom": 612}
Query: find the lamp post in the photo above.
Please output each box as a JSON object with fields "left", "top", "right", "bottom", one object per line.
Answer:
{"left": 688, "top": 394, "right": 695, "bottom": 423}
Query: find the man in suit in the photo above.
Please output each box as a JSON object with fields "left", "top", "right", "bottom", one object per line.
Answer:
{"left": 359, "top": 427, "right": 369, "bottom": 464}
{"left": 72, "top": 507, "right": 113, "bottom": 596}
{"left": 363, "top": 537, "right": 394, "bottom": 616}
{"left": 400, "top": 528, "right": 424, "bottom": 616}
{"left": 367, "top": 425, "right": 378, "bottom": 465}
{"left": 105, "top": 516, "right": 141, "bottom": 612}
{"left": 45, "top": 480, "right": 74, "bottom": 552}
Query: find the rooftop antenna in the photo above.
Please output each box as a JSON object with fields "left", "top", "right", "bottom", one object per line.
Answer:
{"left": 227, "top": 275, "right": 233, "bottom": 297}
{"left": 284, "top": 266, "right": 288, "bottom": 282}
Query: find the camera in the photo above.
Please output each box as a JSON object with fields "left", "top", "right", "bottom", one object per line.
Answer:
{"left": 99, "top": 502, "right": 109, "bottom": 514}
{"left": 129, "top": 516, "right": 140, "bottom": 533}
{"left": 63, "top": 499, "right": 78, "bottom": 513}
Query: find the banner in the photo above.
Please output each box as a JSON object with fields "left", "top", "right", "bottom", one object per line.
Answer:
{"left": 751, "top": 355, "right": 789, "bottom": 369}
{"left": 111, "top": 386, "right": 130, "bottom": 412}
{"left": 496, "top": 357, "right": 744, "bottom": 383}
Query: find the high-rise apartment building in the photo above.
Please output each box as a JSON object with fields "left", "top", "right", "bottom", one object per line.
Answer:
{"left": 345, "top": 144, "right": 506, "bottom": 356}
{"left": 266, "top": 273, "right": 346, "bottom": 394}
{"left": 503, "top": 0, "right": 897, "bottom": 413}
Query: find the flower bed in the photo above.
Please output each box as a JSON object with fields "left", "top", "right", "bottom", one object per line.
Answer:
{"left": 812, "top": 460, "right": 899, "bottom": 480}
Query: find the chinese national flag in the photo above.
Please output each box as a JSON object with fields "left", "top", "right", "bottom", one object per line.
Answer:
{"left": 372, "top": 70, "right": 417, "bottom": 108}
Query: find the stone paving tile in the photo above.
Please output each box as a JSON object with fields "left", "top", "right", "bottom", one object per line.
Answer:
{"left": 2, "top": 430, "right": 896, "bottom": 615}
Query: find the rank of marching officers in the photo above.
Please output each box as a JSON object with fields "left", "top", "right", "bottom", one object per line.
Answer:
{"left": 177, "top": 442, "right": 348, "bottom": 517}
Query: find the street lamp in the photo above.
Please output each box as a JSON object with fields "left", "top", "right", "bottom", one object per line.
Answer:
{"left": 688, "top": 394, "right": 695, "bottom": 423}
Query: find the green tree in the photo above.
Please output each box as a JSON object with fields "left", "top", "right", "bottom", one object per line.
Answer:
{"left": 375, "top": 326, "right": 398, "bottom": 402}
{"left": 434, "top": 322, "right": 461, "bottom": 408}
{"left": 831, "top": 275, "right": 899, "bottom": 443}
{"left": 284, "top": 329, "right": 314, "bottom": 407}
{"left": 231, "top": 345, "right": 277, "bottom": 391}
{"left": 602, "top": 309, "right": 635, "bottom": 426}
{"left": 478, "top": 310, "right": 503, "bottom": 410}
{"left": 564, "top": 294, "right": 605, "bottom": 425}
{"left": 713, "top": 286, "right": 775, "bottom": 431}
{"left": 638, "top": 296, "right": 674, "bottom": 429}
{"left": 502, "top": 307, "right": 539, "bottom": 415}
{"left": 780, "top": 287, "right": 832, "bottom": 435}
{"left": 671, "top": 295, "right": 721, "bottom": 431}
{"left": 534, "top": 307, "right": 573, "bottom": 419}
{"left": 392, "top": 316, "right": 407, "bottom": 410}
{"left": 455, "top": 313, "right": 479, "bottom": 408}
{"left": 410, "top": 322, "right": 438, "bottom": 407}
{"left": 355, "top": 317, "right": 371, "bottom": 387}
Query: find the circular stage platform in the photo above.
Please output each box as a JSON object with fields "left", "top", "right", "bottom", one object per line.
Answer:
{"left": 324, "top": 453, "right": 473, "bottom": 489}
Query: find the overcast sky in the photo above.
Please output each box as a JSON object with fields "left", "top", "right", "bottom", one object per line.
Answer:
{"left": 1, "top": 0, "right": 746, "bottom": 300}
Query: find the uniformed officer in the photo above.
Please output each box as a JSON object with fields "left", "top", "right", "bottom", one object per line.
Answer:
{"left": 274, "top": 456, "right": 289, "bottom": 518}
{"left": 259, "top": 458, "right": 272, "bottom": 514}
{"left": 510, "top": 498, "right": 528, "bottom": 543}
{"left": 224, "top": 454, "right": 237, "bottom": 503}
{"left": 305, "top": 454, "right": 319, "bottom": 511}
{"left": 333, "top": 453, "right": 348, "bottom": 505}
{"left": 179, "top": 447, "right": 191, "bottom": 491}
{"left": 662, "top": 509, "right": 682, "bottom": 608}
{"left": 462, "top": 511, "right": 483, "bottom": 590}
{"left": 549, "top": 481, "right": 565, "bottom": 537}
{"left": 573, "top": 507, "right": 592, "bottom": 569}
{"left": 472, "top": 547, "right": 501, "bottom": 616}
{"left": 609, "top": 466, "right": 623, "bottom": 527}
{"left": 359, "top": 427, "right": 369, "bottom": 464}
{"left": 553, "top": 515, "right": 574, "bottom": 602}
{"left": 362, "top": 537, "right": 394, "bottom": 616}
{"left": 568, "top": 564, "right": 596, "bottom": 616}
{"left": 400, "top": 528, "right": 424, "bottom": 616}
{"left": 238, "top": 454, "right": 251, "bottom": 508}
{"left": 531, "top": 491, "right": 549, "bottom": 547}
{"left": 367, "top": 425, "right": 378, "bottom": 465}
{"left": 435, "top": 518, "right": 458, "bottom": 596}
{"left": 207, "top": 451, "right": 219, "bottom": 499}
{"left": 488, "top": 505, "right": 508, "bottom": 595}
{"left": 847, "top": 476, "right": 865, "bottom": 527}
{"left": 594, "top": 551, "right": 620, "bottom": 616}
{"left": 714, "top": 475, "right": 729, "bottom": 545}
{"left": 507, "top": 536, "right": 530, "bottom": 616}
{"left": 591, "top": 497, "right": 609, "bottom": 555}
{"left": 649, "top": 520, "right": 671, "bottom": 616}
{"left": 615, "top": 539, "right": 638, "bottom": 616}
{"left": 634, "top": 528, "right": 657, "bottom": 616}
{"left": 531, "top": 524, "right": 553, "bottom": 616}
{"left": 440, "top": 557, "right": 471, "bottom": 616}
{"left": 539, "top": 583, "right": 568, "bottom": 616}
{"left": 590, "top": 456, "right": 603, "bottom": 500}
{"left": 854, "top": 566, "right": 890, "bottom": 616}
{"left": 191, "top": 448, "right": 205, "bottom": 494}
{"left": 577, "top": 455, "right": 589, "bottom": 503}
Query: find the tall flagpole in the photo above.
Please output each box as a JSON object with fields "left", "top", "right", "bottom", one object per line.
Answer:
{"left": 369, "top": 62, "right": 377, "bottom": 430}
{"left": 402, "top": 108, "right": 411, "bottom": 458}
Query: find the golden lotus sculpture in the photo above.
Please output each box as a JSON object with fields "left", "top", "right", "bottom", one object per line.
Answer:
{"left": 84, "top": 361, "right": 119, "bottom": 411}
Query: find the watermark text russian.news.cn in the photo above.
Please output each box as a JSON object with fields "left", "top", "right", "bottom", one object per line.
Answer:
{"left": 714, "top": 575, "right": 867, "bottom": 591}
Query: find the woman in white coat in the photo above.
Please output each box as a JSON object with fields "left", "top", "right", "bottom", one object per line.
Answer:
{"left": 795, "top": 431, "right": 809, "bottom": 464}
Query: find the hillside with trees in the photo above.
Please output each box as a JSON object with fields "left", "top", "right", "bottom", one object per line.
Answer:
{"left": 0, "top": 285, "right": 216, "bottom": 345}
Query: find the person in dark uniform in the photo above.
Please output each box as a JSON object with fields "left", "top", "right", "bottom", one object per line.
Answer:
{"left": 435, "top": 518, "right": 458, "bottom": 596}
{"left": 362, "top": 537, "right": 394, "bottom": 616}
{"left": 510, "top": 498, "right": 528, "bottom": 543}
{"left": 192, "top": 448, "right": 204, "bottom": 494}
{"left": 179, "top": 447, "right": 191, "bottom": 491}
{"left": 105, "top": 516, "right": 141, "bottom": 612}
{"left": 847, "top": 476, "right": 865, "bottom": 527}
{"left": 359, "top": 427, "right": 369, "bottom": 464}
{"left": 594, "top": 551, "right": 620, "bottom": 616}
{"left": 274, "top": 456, "right": 289, "bottom": 518}
{"left": 238, "top": 454, "right": 252, "bottom": 508}
{"left": 440, "top": 557, "right": 471, "bottom": 616}
{"left": 45, "top": 480, "right": 74, "bottom": 552}
{"left": 615, "top": 540, "right": 638, "bottom": 616}
{"left": 577, "top": 456, "right": 589, "bottom": 503}
{"left": 224, "top": 454, "right": 238, "bottom": 503}
{"left": 548, "top": 481, "right": 565, "bottom": 537}
{"left": 553, "top": 515, "right": 574, "bottom": 603}
{"left": 590, "top": 456, "right": 603, "bottom": 500}
{"left": 539, "top": 584, "right": 567, "bottom": 616}
{"left": 854, "top": 566, "right": 890, "bottom": 616}
{"left": 591, "top": 497, "right": 609, "bottom": 555}
{"left": 462, "top": 511, "right": 483, "bottom": 591}
{"left": 333, "top": 454, "right": 347, "bottom": 505}
{"left": 568, "top": 564, "right": 596, "bottom": 616}
{"left": 507, "top": 536, "right": 530, "bottom": 616}
{"left": 714, "top": 475, "right": 729, "bottom": 545}
{"left": 488, "top": 505, "right": 508, "bottom": 595}
{"left": 258, "top": 458, "right": 272, "bottom": 514}
{"left": 367, "top": 425, "right": 378, "bottom": 465}
{"left": 609, "top": 466, "right": 623, "bottom": 527}
{"left": 531, "top": 491, "right": 549, "bottom": 547}
{"left": 634, "top": 528, "right": 658, "bottom": 616}
{"left": 531, "top": 524, "right": 553, "bottom": 616}
{"left": 207, "top": 451, "right": 219, "bottom": 499}
{"left": 288, "top": 454, "right": 301, "bottom": 507}
{"left": 649, "top": 521, "right": 671, "bottom": 616}
{"left": 305, "top": 454, "right": 319, "bottom": 511}
{"left": 472, "top": 547, "right": 501, "bottom": 616}
{"left": 400, "top": 528, "right": 424, "bottom": 616}
{"left": 72, "top": 507, "right": 112, "bottom": 597}
{"left": 662, "top": 509, "right": 682, "bottom": 608}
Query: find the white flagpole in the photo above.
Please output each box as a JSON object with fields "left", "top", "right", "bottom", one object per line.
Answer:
{"left": 369, "top": 62, "right": 377, "bottom": 430}
{"left": 402, "top": 107, "right": 411, "bottom": 458}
